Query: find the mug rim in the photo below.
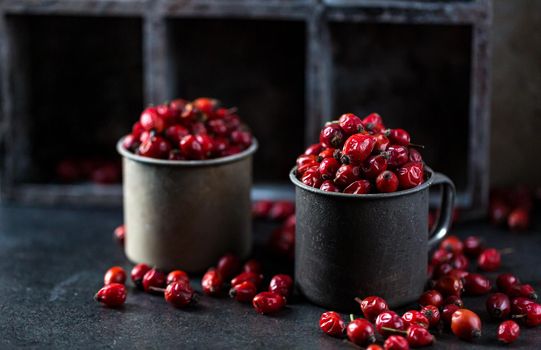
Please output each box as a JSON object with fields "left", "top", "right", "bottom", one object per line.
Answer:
{"left": 117, "top": 136, "right": 258, "bottom": 167}
{"left": 289, "top": 165, "right": 434, "bottom": 199}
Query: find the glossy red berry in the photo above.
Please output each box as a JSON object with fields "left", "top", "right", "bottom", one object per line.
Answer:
{"left": 229, "top": 281, "right": 257, "bottom": 303}
{"left": 344, "top": 180, "right": 372, "bottom": 194}
{"left": 444, "top": 295, "right": 464, "bottom": 308}
{"left": 464, "top": 273, "right": 492, "bottom": 295}
{"left": 269, "top": 274, "right": 293, "bottom": 298}
{"left": 193, "top": 97, "right": 218, "bottom": 115}
{"left": 216, "top": 253, "right": 241, "bottom": 279}
{"left": 138, "top": 136, "right": 171, "bottom": 159}
{"left": 202, "top": 268, "right": 223, "bottom": 296}
{"left": 338, "top": 113, "right": 364, "bottom": 135}
{"left": 341, "top": 134, "right": 376, "bottom": 165}
{"left": 433, "top": 263, "right": 453, "bottom": 279}
{"left": 451, "top": 254, "right": 470, "bottom": 271}
{"left": 319, "top": 311, "right": 346, "bottom": 338}
{"left": 296, "top": 155, "right": 318, "bottom": 175}
{"left": 451, "top": 309, "right": 482, "bottom": 340}
{"left": 511, "top": 297, "right": 535, "bottom": 315}
{"left": 94, "top": 283, "right": 127, "bottom": 307}
{"left": 166, "top": 270, "right": 189, "bottom": 285}
{"left": 334, "top": 164, "right": 360, "bottom": 188}
{"left": 387, "top": 128, "right": 410, "bottom": 146}
{"left": 486, "top": 293, "right": 511, "bottom": 320}
{"left": 507, "top": 207, "right": 530, "bottom": 231}
{"left": 442, "top": 304, "right": 460, "bottom": 324}
{"left": 440, "top": 235, "right": 463, "bottom": 254}
{"left": 140, "top": 107, "right": 165, "bottom": 132}
{"left": 463, "top": 236, "right": 483, "bottom": 257}
{"left": 420, "top": 305, "right": 441, "bottom": 328}
{"left": 419, "top": 290, "right": 443, "bottom": 308}
{"left": 169, "top": 98, "right": 187, "bottom": 113}
{"left": 165, "top": 124, "right": 189, "bottom": 144}
{"left": 320, "top": 123, "right": 345, "bottom": 149}
{"left": 376, "top": 171, "right": 399, "bottom": 193}
{"left": 363, "top": 155, "right": 388, "bottom": 179}
{"left": 497, "top": 273, "right": 520, "bottom": 292}
{"left": 131, "top": 121, "right": 145, "bottom": 139}
{"left": 230, "top": 130, "right": 252, "bottom": 149}
{"left": 301, "top": 167, "right": 323, "bottom": 188}
{"left": 113, "top": 225, "right": 125, "bottom": 246}
{"left": 347, "top": 317, "right": 376, "bottom": 346}
{"left": 405, "top": 324, "right": 434, "bottom": 347}
{"left": 104, "top": 266, "right": 126, "bottom": 285}
{"left": 515, "top": 303, "right": 541, "bottom": 327}
{"left": 374, "top": 133, "right": 390, "bottom": 152}
{"left": 122, "top": 134, "right": 139, "bottom": 151}
{"left": 383, "top": 335, "right": 409, "bottom": 350}
{"left": 376, "top": 311, "right": 405, "bottom": 337}
{"left": 396, "top": 162, "right": 424, "bottom": 189}
{"left": 231, "top": 271, "right": 264, "bottom": 288}
{"left": 269, "top": 201, "right": 295, "bottom": 220}
{"left": 304, "top": 143, "right": 324, "bottom": 156}
{"left": 408, "top": 148, "right": 423, "bottom": 163}
{"left": 357, "top": 296, "right": 389, "bottom": 322}
{"left": 478, "top": 248, "right": 501, "bottom": 272}
{"left": 447, "top": 269, "right": 469, "bottom": 281}
{"left": 252, "top": 291, "right": 286, "bottom": 315}
{"left": 243, "top": 259, "right": 262, "bottom": 274}
{"left": 165, "top": 281, "right": 195, "bottom": 308}
{"left": 320, "top": 180, "right": 340, "bottom": 192}
{"left": 435, "top": 276, "right": 464, "bottom": 297}
{"left": 319, "top": 157, "right": 340, "bottom": 180}
{"left": 363, "top": 113, "right": 385, "bottom": 132}
{"left": 207, "top": 118, "right": 228, "bottom": 136}
{"left": 180, "top": 134, "right": 212, "bottom": 160}
{"left": 401, "top": 310, "right": 429, "bottom": 329}
{"left": 367, "top": 344, "right": 384, "bottom": 350}
{"left": 497, "top": 320, "right": 520, "bottom": 344}
{"left": 317, "top": 148, "right": 339, "bottom": 161}
{"left": 430, "top": 248, "right": 453, "bottom": 266}
{"left": 508, "top": 284, "right": 538, "bottom": 300}
{"left": 130, "top": 263, "right": 151, "bottom": 289}
{"left": 142, "top": 268, "right": 166, "bottom": 293}
{"left": 386, "top": 145, "right": 409, "bottom": 168}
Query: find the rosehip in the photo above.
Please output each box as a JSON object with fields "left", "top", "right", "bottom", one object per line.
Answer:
{"left": 387, "top": 128, "right": 410, "bottom": 146}
{"left": 269, "top": 274, "right": 293, "bottom": 298}
{"left": 442, "top": 304, "right": 460, "bottom": 324}
{"left": 515, "top": 303, "right": 541, "bottom": 327}
{"left": 420, "top": 305, "right": 441, "bottom": 328}
{"left": 363, "top": 155, "right": 388, "bottom": 179}
{"left": 347, "top": 317, "right": 376, "bottom": 346}
{"left": 511, "top": 297, "right": 535, "bottom": 315}
{"left": 165, "top": 281, "right": 195, "bottom": 308}
{"left": 165, "top": 124, "right": 189, "bottom": 144}
{"left": 318, "top": 157, "right": 340, "bottom": 180}
{"left": 450, "top": 309, "right": 482, "bottom": 340}
{"left": 419, "top": 290, "right": 443, "bottom": 308}
{"left": 376, "top": 170, "right": 399, "bottom": 193}
{"left": 320, "top": 123, "right": 345, "bottom": 148}
{"left": 334, "top": 164, "right": 360, "bottom": 188}
{"left": 497, "top": 320, "right": 520, "bottom": 344}
{"left": 376, "top": 311, "right": 405, "bottom": 337}
{"left": 464, "top": 273, "right": 492, "bottom": 295}
{"left": 231, "top": 272, "right": 264, "bottom": 288}
{"left": 486, "top": 293, "right": 511, "bottom": 320}
{"left": 113, "top": 225, "right": 125, "bottom": 246}
{"left": 444, "top": 295, "right": 464, "bottom": 308}
{"left": 478, "top": 248, "right": 501, "bottom": 272}
{"left": 142, "top": 268, "right": 166, "bottom": 293}
{"left": 319, "top": 311, "right": 346, "bottom": 338}
{"left": 463, "top": 236, "right": 483, "bottom": 257}
{"left": 216, "top": 253, "right": 241, "bottom": 279}
{"left": 229, "top": 281, "right": 257, "bottom": 303}
{"left": 104, "top": 266, "right": 126, "bottom": 285}
{"left": 440, "top": 235, "right": 463, "bottom": 254}
{"left": 166, "top": 270, "right": 189, "bottom": 285}
{"left": 383, "top": 335, "right": 409, "bottom": 350}
{"left": 430, "top": 248, "right": 453, "bottom": 266}
{"left": 489, "top": 200, "right": 511, "bottom": 225}
{"left": 304, "top": 143, "right": 323, "bottom": 156}
{"left": 202, "top": 268, "right": 223, "bottom": 296}
{"left": 252, "top": 200, "right": 273, "bottom": 218}
{"left": 317, "top": 148, "right": 339, "bottom": 161}
{"left": 344, "top": 180, "right": 372, "bottom": 194}
{"left": 252, "top": 291, "right": 286, "bottom": 315}
{"left": 243, "top": 259, "right": 262, "bottom": 274}
{"left": 301, "top": 167, "right": 323, "bottom": 188}
{"left": 341, "top": 134, "right": 376, "bottom": 164}
{"left": 374, "top": 133, "right": 390, "bottom": 152}
{"left": 269, "top": 201, "right": 295, "bottom": 220}
{"left": 363, "top": 113, "right": 385, "bottom": 132}
{"left": 169, "top": 98, "right": 187, "bottom": 113}
{"left": 435, "top": 276, "right": 463, "bottom": 297}
{"left": 408, "top": 148, "right": 423, "bottom": 163}
{"left": 401, "top": 310, "right": 429, "bottom": 329}
{"left": 338, "top": 113, "right": 364, "bottom": 135}
{"left": 230, "top": 130, "right": 252, "bottom": 149}
{"left": 386, "top": 145, "right": 409, "bottom": 168}
{"left": 497, "top": 273, "right": 520, "bottom": 292}
{"left": 320, "top": 180, "right": 340, "bottom": 192}
{"left": 122, "top": 134, "right": 139, "bottom": 151}
{"left": 138, "top": 136, "right": 171, "bottom": 159}
{"left": 140, "top": 107, "right": 165, "bottom": 132}
{"left": 396, "top": 162, "right": 424, "bottom": 189}
{"left": 508, "top": 284, "right": 538, "bottom": 300}
{"left": 131, "top": 121, "right": 145, "bottom": 139}
{"left": 451, "top": 254, "right": 469, "bottom": 271}
{"left": 507, "top": 207, "right": 530, "bottom": 231}
{"left": 130, "top": 263, "right": 151, "bottom": 289}
{"left": 433, "top": 263, "right": 453, "bottom": 279}
{"left": 356, "top": 296, "right": 389, "bottom": 322}
{"left": 207, "top": 119, "right": 228, "bottom": 136}
{"left": 94, "top": 283, "right": 127, "bottom": 307}
{"left": 405, "top": 325, "right": 433, "bottom": 347}
{"left": 193, "top": 97, "right": 218, "bottom": 114}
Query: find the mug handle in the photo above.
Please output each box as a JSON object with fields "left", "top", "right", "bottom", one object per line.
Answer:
{"left": 428, "top": 172, "right": 456, "bottom": 249}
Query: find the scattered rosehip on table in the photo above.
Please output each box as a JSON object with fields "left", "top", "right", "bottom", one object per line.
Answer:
{"left": 104, "top": 266, "right": 126, "bottom": 286}
{"left": 319, "top": 311, "right": 346, "bottom": 338}
{"left": 94, "top": 283, "right": 127, "bottom": 308}
{"left": 252, "top": 291, "right": 286, "bottom": 315}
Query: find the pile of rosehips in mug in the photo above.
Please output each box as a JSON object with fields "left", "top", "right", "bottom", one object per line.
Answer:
{"left": 122, "top": 97, "right": 253, "bottom": 160}
{"left": 319, "top": 235, "right": 540, "bottom": 349}
{"left": 295, "top": 113, "right": 425, "bottom": 194}
{"left": 95, "top": 253, "right": 293, "bottom": 315}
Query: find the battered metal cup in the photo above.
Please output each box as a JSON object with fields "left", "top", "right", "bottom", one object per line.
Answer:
{"left": 117, "top": 137, "right": 257, "bottom": 273}
{"left": 290, "top": 167, "right": 455, "bottom": 311}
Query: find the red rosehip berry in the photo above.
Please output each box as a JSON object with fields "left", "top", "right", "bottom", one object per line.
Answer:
{"left": 142, "top": 268, "right": 166, "bottom": 293}
{"left": 347, "top": 317, "right": 377, "bottom": 346}
{"left": 104, "top": 266, "right": 126, "bottom": 285}
{"left": 497, "top": 320, "right": 520, "bottom": 344}
{"left": 156, "top": 103, "right": 177, "bottom": 124}
{"left": 338, "top": 113, "right": 364, "bottom": 135}
{"left": 130, "top": 263, "right": 151, "bottom": 290}
{"left": 301, "top": 167, "right": 323, "bottom": 188}
{"left": 386, "top": 145, "right": 409, "bottom": 168}
{"left": 419, "top": 290, "right": 443, "bottom": 308}
{"left": 317, "top": 147, "right": 339, "bottom": 161}
{"left": 356, "top": 296, "right": 389, "bottom": 322}
{"left": 243, "top": 259, "right": 263, "bottom": 274}
{"left": 442, "top": 304, "right": 460, "bottom": 324}
{"left": 269, "top": 201, "right": 295, "bottom": 220}
{"left": 451, "top": 254, "right": 470, "bottom": 271}
{"left": 113, "top": 225, "right": 125, "bottom": 246}
{"left": 478, "top": 248, "right": 501, "bottom": 272}
{"left": 463, "top": 236, "right": 483, "bottom": 257}
{"left": 363, "top": 113, "right": 385, "bottom": 132}
{"left": 193, "top": 97, "right": 218, "bottom": 115}
{"left": 376, "top": 311, "right": 405, "bottom": 337}
{"left": 401, "top": 310, "right": 429, "bottom": 329}
{"left": 396, "top": 162, "right": 424, "bottom": 189}
{"left": 387, "top": 128, "right": 410, "bottom": 146}
{"left": 229, "top": 281, "right": 257, "bottom": 303}
{"left": 138, "top": 135, "right": 171, "bottom": 159}
{"left": 207, "top": 118, "right": 228, "bottom": 136}
{"left": 166, "top": 270, "right": 189, "bottom": 285}
{"left": 430, "top": 248, "right": 453, "bottom": 266}
{"left": 420, "top": 305, "right": 441, "bottom": 328}
{"left": 296, "top": 154, "right": 317, "bottom": 168}
{"left": 511, "top": 297, "right": 535, "bottom": 315}
{"left": 320, "top": 123, "right": 345, "bottom": 149}
{"left": 94, "top": 283, "right": 127, "bottom": 307}
{"left": 374, "top": 133, "right": 390, "bottom": 152}
{"left": 451, "top": 309, "right": 482, "bottom": 340}
{"left": 164, "top": 281, "right": 195, "bottom": 308}
{"left": 508, "top": 284, "right": 538, "bottom": 300}
{"left": 344, "top": 179, "right": 372, "bottom": 194}
{"left": 122, "top": 134, "right": 139, "bottom": 152}
{"left": 269, "top": 274, "right": 293, "bottom": 298}
{"left": 376, "top": 170, "right": 399, "bottom": 193}
{"left": 231, "top": 271, "right": 264, "bottom": 288}
{"left": 435, "top": 276, "right": 464, "bottom": 297}
{"left": 140, "top": 107, "right": 165, "bottom": 132}
{"left": 180, "top": 134, "right": 213, "bottom": 160}
{"left": 165, "top": 124, "right": 189, "bottom": 144}
{"left": 201, "top": 268, "right": 223, "bottom": 296}
{"left": 131, "top": 121, "right": 145, "bottom": 139}
{"left": 447, "top": 269, "right": 469, "bottom": 281}
{"left": 408, "top": 148, "right": 423, "bottom": 163}
{"left": 383, "top": 335, "right": 409, "bottom": 350}
{"left": 304, "top": 143, "right": 324, "bottom": 156}
{"left": 486, "top": 293, "right": 511, "bottom": 320}
{"left": 334, "top": 164, "right": 360, "bottom": 188}
{"left": 169, "top": 98, "right": 187, "bottom": 113}
{"left": 318, "top": 157, "right": 340, "bottom": 180}
{"left": 464, "top": 273, "right": 492, "bottom": 295}
{"left": 367, "top": 344, "right": 383, "bottom": 350}
{"left": 341, "top": 134, "right": 376, "bottom": 165}
{"left": 440, "top": 235, "right": 463, "bottom": 254}
{"left": 252, "top": 291, "right": 286, "bottom": 315}
{"left": 514, "top": 303, "right": 541, "bottom": 327}
{"left": 320, "top": 180, "right": 341, "bottom": 192}
{"left": 433, "top": 263, "right": 453, "bottom": 279}
{"left": 363, "top": 155, "right": 388, "bottom": 179}
{"left": 216, "top": 253, "right": 241, "bottom": 280}
{"left": 319, "top": 311, "right": 346, "bottom": 338}
{"left": 444, "top": 295, "right": 464, "bottom": 308}
{"left": 405, "top": 324, "right": 434, "bottom": 347}
{"left": 507, "top": 207, "right": 530, "bottom": 231}
{"left": 230, "top": 130, "right": 252, "bottom": 149}
{"left": 497, "top": 273, "right": 520, "bottom": 292}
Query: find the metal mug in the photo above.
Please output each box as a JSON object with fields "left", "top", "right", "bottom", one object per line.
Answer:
{"left": 117, "top": 138, "right": 258, "bottom": 273}
{"left": 290, "top": 167, "right": 455, "bottom": 311}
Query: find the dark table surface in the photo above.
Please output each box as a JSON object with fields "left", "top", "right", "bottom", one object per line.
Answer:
{"left": 0, "top": 203, "right": 540, "bottom": 349}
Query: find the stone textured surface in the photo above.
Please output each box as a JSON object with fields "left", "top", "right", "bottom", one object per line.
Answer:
{"left": 0, "top": 204, "right": 540, "bottom": 348}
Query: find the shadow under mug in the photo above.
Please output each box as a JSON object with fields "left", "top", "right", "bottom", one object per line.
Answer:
{"left": 289, "top": 167, "right": 455, "bottom": 311}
